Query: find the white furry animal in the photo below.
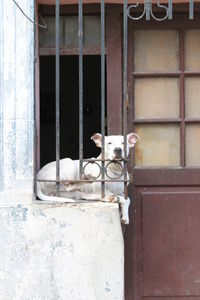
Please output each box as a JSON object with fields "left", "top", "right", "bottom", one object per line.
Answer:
{"left": 36, "top": 133, "right": 139, "bottom": 224}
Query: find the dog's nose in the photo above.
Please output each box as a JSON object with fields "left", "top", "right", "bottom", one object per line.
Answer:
{"left": 114, "top": 147, "right": 122, "bottom": 155}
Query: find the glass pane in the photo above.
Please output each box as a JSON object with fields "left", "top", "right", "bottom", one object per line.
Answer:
{"left": 84, "top": 16, "right": 101, "bottom": 46}
{"left": 135, "top": 124, "right": 180, "bottom": 167}
{"left": 134, "top": 78, "right": 179, "bottom": 119}
{"left": 185, "top": 30, "right": 200, "bottom": 71}
{"left": 39, "top": 16, "right": 101, "bottom": 48}
{"left": 39, "top": 16, "right": 64, "bottom": 48}
{"left": 186, "top": 125, "right": 200, "bottom": 166}
{"left": 63, "top": 16, "right": 78, "bottom": 46}
{"left": 185, "top": 78, "right": 200, "bottom": 119}
{"left": 134, "top": 30, "right": 179, "bottom": 72}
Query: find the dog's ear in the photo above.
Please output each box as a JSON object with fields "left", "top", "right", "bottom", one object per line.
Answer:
{"left": 127, "top": 133, "right": 140, "bottom": 148}
{"left": 91, "top": 133, "right": 102, "bottom": 148}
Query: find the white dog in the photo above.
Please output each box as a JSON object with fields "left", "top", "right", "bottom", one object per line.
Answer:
{"left": 36, "top": 133, "right": 139, "bottom": 224}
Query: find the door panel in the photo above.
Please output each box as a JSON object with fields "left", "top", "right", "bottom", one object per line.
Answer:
{"left": 125, "top": 16, "right": 200, "bottom": 300}
{"left": 142, "top": 191, "right": 200, "bottom": 297}
{"left": 130, "top": 187, "right": 200, "bottom": 300}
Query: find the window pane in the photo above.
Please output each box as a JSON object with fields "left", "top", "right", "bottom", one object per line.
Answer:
{"left": 134, "top": 78, "right": 179, "bottom": 119}
{"left": 186, "top": 125, "right": 200, "bottom": 166}
{"left": 185, "top": 78, "right": 200, "bottom": 119}
{"left": 84, "top": 16, "right": 101, "bottom": 46}
{"left": 135, "top": 124, "right": 180, "bottom": 167}
{"left": 63, "top": 16, "right": 78, "bottom": 46}
{"left": 64, "top": 16, "right": 101, "bottom": 46}
{"left": 185, "top": 30, "right": 200, "bottom": 71}
{"left": 134, "top": 30, "right": 179, "bottom": 72}
{"left": 39, "top": 16, "right": 63, "bottom": 48}
{"left": 39, "top": 16, "right": 101, "bottom": 48}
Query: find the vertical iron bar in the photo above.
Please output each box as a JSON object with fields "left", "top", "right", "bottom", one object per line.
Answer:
{"left": 189, "top": 0, "right": 194, "bottom": 19}
{"left": 123, "top": 0, "right": 128, "bottom": 199}
{"left": 55, "top": 0, "right": 60, "bottom": 196}
{"left": 168, "top": 0, "right": 173, "bottom": 20}
{"left": 101, "top": 0, "right": 105, "bottom": 198}
{"left": 79, "top": 0, "right": 83, "bottom": 179}
{"left": 145, "top": 0, "right": 151, "bottom": 21}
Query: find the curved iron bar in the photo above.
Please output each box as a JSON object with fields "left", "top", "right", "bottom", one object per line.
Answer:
{"left": 105, "top": 161, "right": 124, "bottom": 180}
{"left": 151, "top": 0, "right": 169, "bottom": 21}
{"left": 127, "top": 0, "right": 171, "bottom": 22}
{"left": 127, "top": 3, "right": 146, "bottom": 21}
{"left": 82, "top": 159, "right": 126, "bottom": 181}
{"left": 83, "top": 161, "right": 102, "bottom": 180}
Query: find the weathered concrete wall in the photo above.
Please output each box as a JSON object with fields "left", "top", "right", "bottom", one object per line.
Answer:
{"left": 0, "top": 0, "right": 34, "bottom": 203}
{"left": 0, "top": 1, "right": 124, "bottom": 299}
{"left": 0, "top": 202, "right": 124, "bottom": 300}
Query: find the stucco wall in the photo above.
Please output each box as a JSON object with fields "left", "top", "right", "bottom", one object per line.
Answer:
{"left": 0, "top": 0, "right": 34, "bottom": 202}
{"left": 0, "top": 1, "right": 124, "bottom": 299}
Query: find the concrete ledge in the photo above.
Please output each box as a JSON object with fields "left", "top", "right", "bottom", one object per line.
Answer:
{"left": 0, "top": 202, "right": 124, "bottom": 300}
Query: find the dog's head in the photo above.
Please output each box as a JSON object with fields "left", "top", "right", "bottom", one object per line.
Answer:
{"left": 91, "top": 133, "right": 139, "bottom": 160}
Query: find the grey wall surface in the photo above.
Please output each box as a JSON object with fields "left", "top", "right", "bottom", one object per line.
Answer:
{"left": 0, "top": 0, "right": 34, "bottom": 203}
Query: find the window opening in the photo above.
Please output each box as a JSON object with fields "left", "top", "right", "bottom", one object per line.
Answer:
{"left": 40, "top": 55, "right": 103, "bottom": 167}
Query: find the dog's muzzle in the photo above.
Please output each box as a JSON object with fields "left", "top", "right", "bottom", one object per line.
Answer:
{"left": 113, "top": 147, "right": 123, "bottom": 159}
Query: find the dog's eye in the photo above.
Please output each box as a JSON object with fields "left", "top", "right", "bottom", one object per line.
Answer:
{"left": 108, "top": 142, "right": 112, "bottom": 145}
{"left": 122, "top": 142, "right": 124, "bottom": 145}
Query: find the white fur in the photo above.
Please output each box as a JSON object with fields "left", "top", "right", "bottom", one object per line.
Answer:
{"left": 36, "top": 133, "right": 139, "bottom": 224}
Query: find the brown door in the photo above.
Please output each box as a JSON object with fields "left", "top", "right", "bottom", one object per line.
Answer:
{"left": 125, "top": 15, "right": 200, "bottom": 300}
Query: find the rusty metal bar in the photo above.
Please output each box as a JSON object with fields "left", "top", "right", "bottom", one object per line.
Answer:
{"left": 79, "top": 0, "right": 84, "bottom": 179}
{"left": 82, "top": 158, "right": 130, "bottom": 162}
{"left": 101, "top": 0, "right": 105, "bottom": 198}
{"left": 37, "top": 179, "right": 130, "bottom": 183}
{"left": 55, "top": 0, "right": 60, "bottom": 196}
{"left": 123, "top": 0, "right": 128, "bottom": 199}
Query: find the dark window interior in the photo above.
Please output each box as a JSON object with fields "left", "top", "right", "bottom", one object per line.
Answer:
{"left": 40, "top": 55, "right": 105, "bottom": 167}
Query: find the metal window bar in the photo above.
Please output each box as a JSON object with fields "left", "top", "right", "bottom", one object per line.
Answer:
{"left": 79, "top": 0, "right": 83, "bottom": 180}
{"left": 38, "top": 0, "right": 130, "bottom": 200}
{"left": 55, "top": 0, "right": 60, "bottom": 196}
{"left": 123, "top": 0, "right": 128, "bottom": 200}
{"left": 54, "top": 1, "right": 128, "bottom": 198}
{"left": 101, "top": 0, "right": 105, "bottom": 198}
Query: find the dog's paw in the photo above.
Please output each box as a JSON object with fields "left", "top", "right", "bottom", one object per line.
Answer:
{"left": 85, "top": 174, "right": 96, "bottom": 181}
{"left": 107, "top": 194, "right": 120, "bottom": 203}
{"left": 121, "top": 217, "right": 129, "bottom": 225}
{"left": 65, "top": 183, "right": 78, "bottom": 192}
{"left": 49, "top": 191, "right": 56, "bottom": 196}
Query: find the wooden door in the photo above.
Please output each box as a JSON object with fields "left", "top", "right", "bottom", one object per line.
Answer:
{"left": 125, "top": 15, "right": 200, "bottom": 300}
